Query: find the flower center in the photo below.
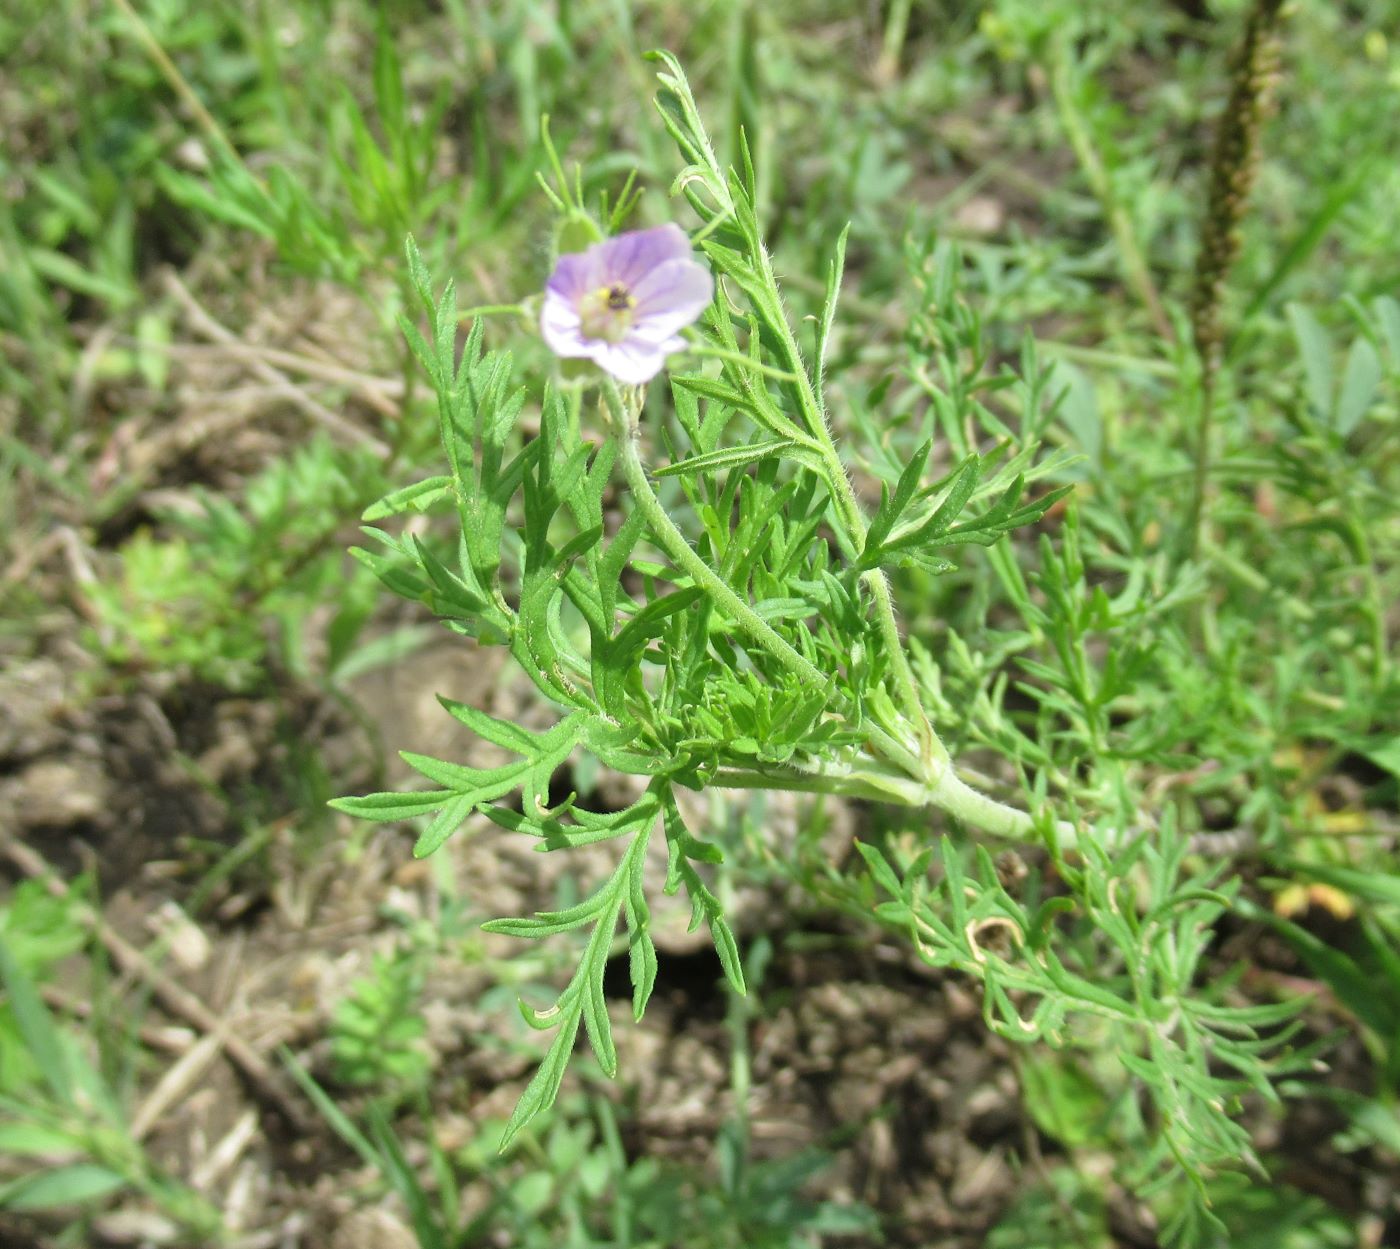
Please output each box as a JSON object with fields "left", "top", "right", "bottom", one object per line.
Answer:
{"left": 579, "top": 283, "right": 636, "bottom": 343}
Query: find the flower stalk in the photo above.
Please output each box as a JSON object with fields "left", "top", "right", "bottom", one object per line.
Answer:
{"left": 1186, "top": 0, "right": 1288, "bottom": 556}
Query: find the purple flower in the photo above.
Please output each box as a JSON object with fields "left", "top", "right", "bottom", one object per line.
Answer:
{"left": 540, "top": 224, "right": 713, "bottom": 384}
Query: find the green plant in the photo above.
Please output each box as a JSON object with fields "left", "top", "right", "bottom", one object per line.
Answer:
{"left": 0, "top": 934, "right": 222, "bottom": 1241}
{"left": 315, "top": 49, "right": 1349, "bottom": 1247}
{"left": 88, "top": 437, "right": 385, "bottom": 693}
{"left": 329, "top": 949, "right": 433, "bottom": 1090}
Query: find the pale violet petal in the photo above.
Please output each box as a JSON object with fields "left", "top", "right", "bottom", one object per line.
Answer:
{"left": 540, "top": 290, "right": 593, "bottom": 357}
{"left": 590, "top": 339, "right": 669, "bottom": 384}
{"left": 628, "top": 257, "right": 713, "bottom": 340}
{"left": 593, "top": 224, "right": 693, "bottom": 289}
{"left": 544, "top": 251, "right": 597, "bottom": 302}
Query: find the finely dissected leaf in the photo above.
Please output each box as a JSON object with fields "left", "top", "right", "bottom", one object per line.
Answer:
{"left": 624, "top": 845, "right": 657, "bottom": 1021}
{"left": 863, "top": 439, "right": 933, "bottom": 558}
{"left": 482, "top": 894, "right": 609, "bottom": 939}
{"left": 499, "top": 1001, "right": 582, "bottom": 1151}
{"left": 579, "top": 909, "right": 619, "bottom": 1077}
{"left": 814, "top": 223, "right": 849, "bottom": 398}
{"left": 654, "top": 438, "right": 797, "bottom": 478}
{"left": 362, "top": 476, "right": 454, "bottom": 520}
{"left": 661, "top": 792, "right": 744, "bottom": 995}
{"left": 410, "top": 792, "right": 477, "bottom": 858}
{"left": 487, "top": 792, "right": 661, "bottom": 852}
{"left": 329, "top": 789, "right": 457, "bottom": 822}
{"left": 334, "top": 715, "right": 589, "bottom": 856}
{"left": 435, "top": 696, "right": 550, "bottom": 754}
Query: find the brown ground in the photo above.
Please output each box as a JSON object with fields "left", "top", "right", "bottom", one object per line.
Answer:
{"left": 2, "top": 266, "right": 1396, "bottom": 1249}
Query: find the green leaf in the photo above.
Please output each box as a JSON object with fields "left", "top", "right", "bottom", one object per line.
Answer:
{"left": 0, "top": 939, "right": 72, "bottom": 1104}
{"left": 0, "top": 1123, "right": 81, "bottom": 1157}
{"left": 1287, "top": 303, "right": 1333, "bottom": 419}
{"left": 854, "top": 840, "right": 904, "bottom": 899}
{"left": 362, "top": 476, "right": 454, "bottom": 520}
{"left": 580, "top": 915, "right": 619, "bottom": 1077}
{"left": 1335, "top": 337, "right": 1381, "bottom": 436}
{"left": 814, "top": 223, "right": 849, "bottom": 397}
{"left": 0, "top": 1164, "right": 127, "bottom": 1211}
{"left": 329, "top": 790, "right": 456, "bottom": 822}
{"left": 661, "top": 793, "right": 744, "bottom": 996}
{"left": 863, "top": 439, "right": 932, "bottom": 560}
{"left": 1275, "top": 858, "right": 1400, "bottom": 909}
{"left": 435, "top": 697, "right": 549, "bottom": 755}
{"left": 411, "top": 792, "right": 477, "bottom": 858}
{"left": 482, "top": 891, "right": 610, "bottom": 939}
{"left": 654, "top": 438, "right": 797, "bottom": 479}
{"left": 499, "top": 1000, "right": 582, "bottom": 1151}
{"left": 1375, "top": 295, "right": 1400, "bottom": 364}
{"left": 1240, "top": 154, "right": 1380, "bottom": 327}
{"left": 1020, "top": 1055, "right": 1112, "bottom": 1147}
{"left": 27, "top": 249, "right": 134, "bottom": 309}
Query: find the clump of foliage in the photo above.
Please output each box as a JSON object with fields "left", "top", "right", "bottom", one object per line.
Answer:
{"left": 329, "top": 54, "right": 1343, "bottom": 1241}
{"left": 89, "top": 438, "right": 384, "bottom": 692}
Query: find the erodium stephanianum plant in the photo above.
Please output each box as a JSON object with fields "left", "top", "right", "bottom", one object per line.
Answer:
{"left": 334, "top": 53, "right": 1310, "bottom": 1240}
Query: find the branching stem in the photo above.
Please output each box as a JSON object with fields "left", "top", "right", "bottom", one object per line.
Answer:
{"left": 610, "top": 394, "right": 829, "bottom": 693}
{"left": 604, "top": 383, "right": 1069, "bottom": 846}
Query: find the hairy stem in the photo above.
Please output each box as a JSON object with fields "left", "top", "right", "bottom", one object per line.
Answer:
{"left": 610, "top": 393, "right": 828, "bottom": 693}
{"left": 607, "top": 385, "right": 1066, "bottom": 845}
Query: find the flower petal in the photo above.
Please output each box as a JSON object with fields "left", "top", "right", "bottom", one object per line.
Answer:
{"left": 592, "top": 224, "right": 694, "bottom": 289}
{"left": 628, "top": 257, "right": 714, "bottom": 341}
{"left": 540, "top": 290, "right": 593, "bottom": 357}
{"left": 544, "top": 251, "right": 597, "bottom": 302}
{"left": 589, "top": 338, "right": 669, "bottom": 384}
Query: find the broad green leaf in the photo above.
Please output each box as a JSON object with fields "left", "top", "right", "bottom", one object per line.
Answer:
{"left": 1375, "top": 295, "right": 1400, "bottom": 363}
{"left": 1335, "top": 337, "right": 1381, "bottom": 436}
{"left": 1287, "top": 303, "right": 1333, "bottom": 419}
{"left": 0, "top": 1123, "right": 81, "bottom": 1157}
{"left": 0, "top": 1164, "right": 126, "bottom": 1211}
{"left": 1020, "top": 1055, "right": 1112, "bottom": 1147}
{"left": 0, "top": 940, "right": 71, "bottom": 1104}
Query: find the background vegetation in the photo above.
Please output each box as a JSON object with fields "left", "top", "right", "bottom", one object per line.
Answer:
{"left": 1, "top": 0, "right": 1397, "bottom": 1246}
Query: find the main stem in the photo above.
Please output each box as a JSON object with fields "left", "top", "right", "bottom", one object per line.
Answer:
{"left": 605, "top": 385, "right": 1061, "bottom": 846}
{"left": 612, "top": 408, "right": 828, "bottom": 693}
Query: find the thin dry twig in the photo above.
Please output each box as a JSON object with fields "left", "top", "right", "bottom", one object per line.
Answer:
{"left": 0, "top": 833, "right": 316, "bottom": 1135}
{"left": 191, "top": 1109, "right": 260, "bottom": 1191}
{"left": 40, "top": 985, "right": 195, "bottom": 1054}
{"left": 130, "top": 1029, "right": 227, "bottom": 1141}
{"left": 162, "top": 269, "right": 391, "bottom": 455}
{"left": 114, "top": 336, "right": 404, "bottom": 416}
